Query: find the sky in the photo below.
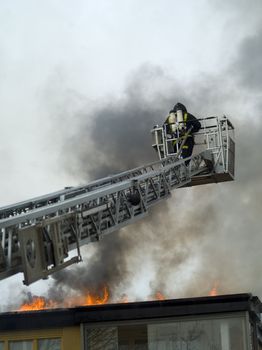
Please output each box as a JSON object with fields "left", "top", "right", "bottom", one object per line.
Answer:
{"left": 0, "top": 0, "right": 262, "bottom": 309}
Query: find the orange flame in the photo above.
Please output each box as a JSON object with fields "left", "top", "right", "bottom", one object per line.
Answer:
{"left": 155, "top": 292, "right": 165, "bottom": 300}
{"left": 18, "top": 286, "right": 110, "bottom": 312}
{"left": 84, "top": 286, "right": 109, "bottom": 306}
{"left": 18, "top": 285, "right": 221, "bottom": 312}
{"left": 209, "top": 282, "right": 218, "bottom": 296}
{"left": 19, "top": 297, "right": 57, "bottom": 311}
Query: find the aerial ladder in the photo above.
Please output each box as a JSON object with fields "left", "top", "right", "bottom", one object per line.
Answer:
{"left": 0, "top": 116, "right": 235, "bottom": 285}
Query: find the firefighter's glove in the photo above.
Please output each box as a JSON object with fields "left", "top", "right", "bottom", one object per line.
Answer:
{"left": 179, "top": 129, "right": 186, "bottom": 137}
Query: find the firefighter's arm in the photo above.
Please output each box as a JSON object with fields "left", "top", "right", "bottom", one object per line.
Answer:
{"left": 187, "top": 115, "right": 201, "bottom": 133}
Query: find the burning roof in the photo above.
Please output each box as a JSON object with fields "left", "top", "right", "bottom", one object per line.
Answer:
{"left": 0, "top": 293, "right": 261, "bottom": 332}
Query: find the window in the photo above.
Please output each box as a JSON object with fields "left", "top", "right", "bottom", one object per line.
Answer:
{"left": 9, "top": 340, "right": 33, "bottom": 350}
{"left": 148, "top": 317, "right": 246, "bottom": 350}
{"left": 86, "top": 327, "right": 118, "bottom": 350}
{"left": 84, "top": 315, "right": 247, "bottom": 350}
{"left": 0, "top": 342, "right": 4, "bottom": 350}
{"left": 118, "top": 325, "right": 147, "bottom": 350}
{"left": 8, "top": 339, "right": 61, "bottom": 350}
{"left": 38, "top": 338, "right": 61, "bottom": 350}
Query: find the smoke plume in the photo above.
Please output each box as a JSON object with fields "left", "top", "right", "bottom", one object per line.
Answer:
{"left": 19, "top": 1, "right": 262, "bottom": 306}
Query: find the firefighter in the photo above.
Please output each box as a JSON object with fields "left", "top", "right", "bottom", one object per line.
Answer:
{"left": 164, "top": 102, "right": 201, "bottom": 164}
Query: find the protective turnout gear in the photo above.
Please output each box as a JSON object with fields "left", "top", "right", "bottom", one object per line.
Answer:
{"left": 164, "top": 102, "right": 201, "bottom": 164}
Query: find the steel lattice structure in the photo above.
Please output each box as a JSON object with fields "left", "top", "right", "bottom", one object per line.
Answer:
{"left": 0, "top": 116, "right": 235, "bottom": 285}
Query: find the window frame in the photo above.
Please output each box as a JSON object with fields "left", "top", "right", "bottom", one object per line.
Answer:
{"left": 0, "top": 336, "right": 63, "bottom": 350}
{"left": 83, "top": 311, "right": 250, "bottom": 350}
{"left": 8, "top": 339, "right": 34, "bottom": 350}
{"left": 37, "top": 337, "right": 61, "bottom": 350}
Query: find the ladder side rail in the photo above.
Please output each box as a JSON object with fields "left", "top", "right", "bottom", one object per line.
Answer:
{"left": 68, "top": 153, "right": 207, "bottom": 251}
{"left": 0, "top": 152, "right": 188, "bottom": 221}
{"left": 0, "top": 152, "right": 209, "bottom": 284}
{"left": 0, "top": 155, "right": 195, "bottom": 230}
{"left": 0, "top": 170, "right": 143, "bottom": 219}
{"left": 2, "top": 145, "right": 215, "bottom": 276}
{"left": 0, "top": 155, "right": 176, "bottom": 219}
{"left": 0, "top": 181, "right": 133, "bottom": 229}
{"left": 0, "top": 160, "right": 186, "bottom": 264}
{"left": 72, "top": 151, "right": 209, "bottom": 243}
{"left": 0, "top": 173, "right": 132, "bottom": 217}
{"left": 3, "top": 122, "right": 217, "bottom": 220}
{"left": 0, "top": 116, "right": 235, "bottom": 284}
{"left": 59, "top": 117, "right": 221, "bottom": 196}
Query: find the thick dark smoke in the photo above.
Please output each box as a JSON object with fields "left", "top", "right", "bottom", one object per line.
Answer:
{"left": 48, "top": 67, "right": 198, "bottom": 301}
{"left": 47, "top": 30, "right": 262, "bottom": 304}
{"left": 60, "top": 66, "right": 188, "bottom": 181}
{"left": 184, "top": 0, "right": 262, "bottom": 297}
{"left": 234, "top": 30, "right": 262, "bottom": 91}
{"left": 21, "top": 1, "right": 262, "bottom": 305}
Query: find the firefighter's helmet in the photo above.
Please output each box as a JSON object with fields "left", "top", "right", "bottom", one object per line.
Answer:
{"left": 174, "top": 102, "right": 187, "bottom": 113}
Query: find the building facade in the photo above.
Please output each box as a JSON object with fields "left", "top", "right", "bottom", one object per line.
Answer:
{"left": 0, "top": 293, "right": 261, "bottom": 350}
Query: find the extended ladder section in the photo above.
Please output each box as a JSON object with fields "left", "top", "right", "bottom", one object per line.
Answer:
{"left": 0, "top": 116, "right": 234, "bottom": 285}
